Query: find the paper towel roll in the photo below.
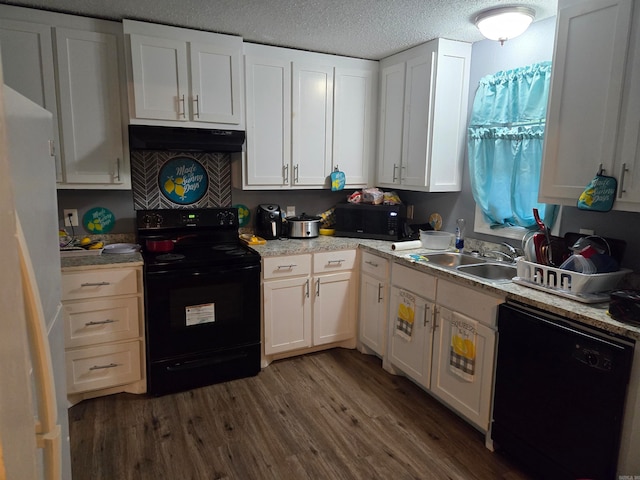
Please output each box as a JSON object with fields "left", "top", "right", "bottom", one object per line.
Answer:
{"left": 391, "top": 240, "right": 422, "bottom": 251}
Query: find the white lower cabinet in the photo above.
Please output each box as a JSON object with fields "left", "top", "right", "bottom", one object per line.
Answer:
{"left": 61, "top": 265, "right": 146, "bottom": 404}
{"left": 262, "top": 250, "right": 357, "bottom": 361}
{"left": 384, "top": 262, "right": 504, "bottom": 432}
{"left": 358, "top": 251, "right": 390, "bottom": 357}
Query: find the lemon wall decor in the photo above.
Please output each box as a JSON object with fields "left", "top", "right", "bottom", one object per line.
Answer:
{"left": 158, "top": 157, "right": 208, "bottom": 205}
{"left": 83, "top": 207, "right": 115, "bottom": 233}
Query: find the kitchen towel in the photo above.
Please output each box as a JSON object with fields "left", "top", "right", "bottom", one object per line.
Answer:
{"left": 391, "top": 240, "right": 422, "bottom": 251}
{"left": 577, "top": 171, "right": 617, "bottom": 212}
{"left": 395, "top": 290, "right": 416, "bottom": 341}
{"left": 449, "top": 316, "right": 477, "bottom": 382}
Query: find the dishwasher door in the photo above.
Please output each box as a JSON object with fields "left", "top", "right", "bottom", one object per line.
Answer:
{"left": 492, "top": 302, "right": 634, "bottom": 480}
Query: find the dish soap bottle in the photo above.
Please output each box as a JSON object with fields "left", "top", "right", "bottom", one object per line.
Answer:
{"left": 455, "top": 218, "right": 465, "bottom": 252}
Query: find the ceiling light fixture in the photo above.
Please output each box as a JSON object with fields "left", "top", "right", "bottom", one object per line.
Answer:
{"left": 475, "top": 6, "right": 536, "bottom": 45}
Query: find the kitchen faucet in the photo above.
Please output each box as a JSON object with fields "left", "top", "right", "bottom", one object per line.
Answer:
{"left": 485, "top": 242, "right": 522, "bottom": 263}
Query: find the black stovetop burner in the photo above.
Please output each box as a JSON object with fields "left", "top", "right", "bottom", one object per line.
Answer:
{"left": 136, "top": 208, "right": 261, "bottom": 272}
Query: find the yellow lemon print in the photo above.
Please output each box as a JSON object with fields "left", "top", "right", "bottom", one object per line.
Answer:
{"left": 452, "top": 334, "right": 466, "bottom": 356}
{"left": 463, "top": 338, "right": 475, "bottom": 359}
{"left": 164, "top": 177, "right": 175, "bottom": 194}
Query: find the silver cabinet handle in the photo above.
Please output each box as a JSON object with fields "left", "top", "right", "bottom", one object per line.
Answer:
{"left": 305, "top": 278, "right": 310, "bottom": 298}
{"left": 178, "top": 94, "right": 186, "bottom": 118}
{"left": 80, "top": 282, "right": 111, "bottom": 287}
{"left": 392, "top": 164, "right": 399, "bottom": 182}
{"left": 89, "top": 363, "right": 119, "bottom": 371}
{"left": 276, "top": 264, "right": 297, "bottom": 270}
{"left": 114, "top": 158, "right": 121, "bottom": 182}
{"left": 85, "top": 319, "right": 117, "bottom": 326}
{"left": 618, "top": 162, "right": 629, "bottom": 198}
{"left": 294, "top": 164, "right": 299, "bottom": 183}
{"left": 316, "top": 278, "right": 320, "bottom": 297}
{"left": 377, "top": 283, "right": 383, "bottom": 303}
{"left": 327, "top": 259, "right": 345, "bottom": 265}
{"left": 193, "top": 94, "right": 200, "bottom": 118}
{"left": 365, "top": 260, "right": 379, "bottom": 267}
{"left": 431, "top": 306, "right": 439, "bottom": 331}
{"left": 283, "top": 164, "right": 289, "bottom": 185}
{"left": 424, "top": 304, "right": 430, "bottom": 327}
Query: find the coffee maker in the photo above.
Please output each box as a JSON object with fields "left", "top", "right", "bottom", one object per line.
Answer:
{"left": 255, "top": 204, "right": 283, "bottom": 239}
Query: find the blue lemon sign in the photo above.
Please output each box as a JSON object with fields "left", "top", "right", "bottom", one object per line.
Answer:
{"left": 159, "top": 157, "right": 208, "bottom": 205}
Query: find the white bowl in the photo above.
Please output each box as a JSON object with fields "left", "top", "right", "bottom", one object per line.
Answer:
{"left": 420, "top": 230, "right": 454, "bottom": 250}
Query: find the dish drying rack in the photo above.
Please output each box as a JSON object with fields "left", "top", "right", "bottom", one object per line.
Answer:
{"left": 513, "top": 258, "right": 631, "bottom": 304}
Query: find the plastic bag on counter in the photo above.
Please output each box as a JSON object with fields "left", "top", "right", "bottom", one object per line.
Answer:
{"left": 383, "top": 191, "right": 402, "bottom": 205}
{"left": 362, "top": 187, "right": 384, "bottom": 204}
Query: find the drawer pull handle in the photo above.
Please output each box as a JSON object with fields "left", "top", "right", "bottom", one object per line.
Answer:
{"left": 80, "top": 282, "right": 111, "bottom": 287}
{"left": 305, "top": 279, "right": 310, "bottom": 298}
{"left": 377, "top": 283, "right": 383, "bottom": 303}
{"left": 316, "top": 278, "right": 320, "bottom": 297}
{"left": 365, "top": 260, "right": 379, "bottom": 267}
{"left": 327, "top": 259, "right": 345, "bottom": 265}
{"left": 85, "top": 319, "right": 116, "bottom": 326}
{"left": 89, "top": 363, "right": 119, "bottom": 371}
{"left": 277, "top": 264, "right": 297, "bottom": 270}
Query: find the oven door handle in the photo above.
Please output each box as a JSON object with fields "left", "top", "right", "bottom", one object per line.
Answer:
{"left": 146, "top": 263, "right": 260, "bottom": 278}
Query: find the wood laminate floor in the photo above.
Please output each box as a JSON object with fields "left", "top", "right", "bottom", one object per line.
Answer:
{"left": 69, "top": 348, "right": 534, "bottom": 480}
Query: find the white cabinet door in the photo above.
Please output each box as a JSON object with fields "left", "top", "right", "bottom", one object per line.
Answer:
{"left": 430, "top": 306, "right": 496, "bottom": 431}
{"left": 539, "top": 0, "right": 634, "bottom": 203}
{"left": 189, "top": 42, "right": 241, "bottom": 124}
{"left": 387, "top": 286, "right": 435, "bottom": 389}
{"left": 333, "top": 66, "right": 377, "bottom": 187}
{"left": 313, "top": 271, "right": 356, "bottom": 346}
{"left": 615, "top": 2, "right": 640, "bottom": 207}
{"left": 244, "top": 55, "right": 291, "bottom": 187}
{"left": 402, "top": 52, "right": 434, "bottom": 188}
{"left": 55, "top": 27, "right": 127, "bottom": 186}
{"left": 129, "top": 34, "right": 189, "bottom": 121}
{"left": 377, "top": 62, "right": 406, "bottom": 186}
{"left": 263, "top": 276, "right": 312, "bottom": 355}
{"left": 0, "top": 18, "right": 61, "bottom": 180}
{"left": 359, "top": 272, "right": 388, "bottom": 356}
{"left": 292, "top": 63, "right": 334, "bottom": 186}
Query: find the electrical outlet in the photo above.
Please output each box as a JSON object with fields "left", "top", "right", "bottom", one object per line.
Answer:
{"left": 286, "top": 206, "right": 296, "bottom": 217}
{"left": 579, "top": 228, "right": 595, "bottom": 235}
{"left": 64, "top": 209, "right": 79, "bottom": 227}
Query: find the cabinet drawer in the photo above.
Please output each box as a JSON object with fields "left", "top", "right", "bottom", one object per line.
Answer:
{"left": 361, "top": 251, "right": 389, "bottom": 279}
{"left": 66, "top": 340, "right": 142, "bottom": 394}
{"left": 391, "top": 263, "right": 436, "bottom": 300}
{"left": 436, "top": 279, "right": 503, "bottom": 327}
{"left": 64, "top": 297, "right": 140, "bottom": 348}
{"left": 263, "top": 254, "right": 311, "bottom": 279}
{"left": 62, "top": 268, "right": 139, "bottom": 301}
{"left": 314, "top": 249, "right": 357, "bottom": 273}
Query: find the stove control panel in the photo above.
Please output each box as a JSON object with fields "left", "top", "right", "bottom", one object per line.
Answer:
{"left": 137, "top": 208, "right": 239, "bottom": 230}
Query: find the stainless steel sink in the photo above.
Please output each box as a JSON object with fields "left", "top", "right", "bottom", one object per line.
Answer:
{"left": 422, "top": 252, "right": 487, "bottom": 268}
{"left": 456, "top": 263, "right": 517, "bottom": 282}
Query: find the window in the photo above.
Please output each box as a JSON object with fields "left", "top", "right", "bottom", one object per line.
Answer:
{"left": 467, "top": 62, "right": 557, "bottom": 238}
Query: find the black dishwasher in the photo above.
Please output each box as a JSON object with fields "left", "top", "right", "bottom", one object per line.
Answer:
{"left": 492, "top": 301, "right": 634, "bottom": 480}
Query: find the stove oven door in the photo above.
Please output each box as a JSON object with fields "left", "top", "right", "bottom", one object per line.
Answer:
{"left": 143, "top": 263, "right": 261, "bottom": 395}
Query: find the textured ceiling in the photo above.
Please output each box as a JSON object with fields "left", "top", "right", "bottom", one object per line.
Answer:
{"left": 2, "top": 0, "right": 558, "bottom": 59}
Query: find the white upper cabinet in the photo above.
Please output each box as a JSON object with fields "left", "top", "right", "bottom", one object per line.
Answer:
{"left": 55, "top": 27, "right": 127, "bottom": 186}
{"left": 377, "top": 39, "right": 471, "bottom": 192}
{"left": 0, "top": 5, "right": 131, "bottom": 189}
{"left": 124, "top": 20, "right": 243, "bottom": 128}
{"left": 238, "top": 43, "right": 378, "bottom": 190}
{"left": 539, "top": 0, "right": 640, "bottom": 211}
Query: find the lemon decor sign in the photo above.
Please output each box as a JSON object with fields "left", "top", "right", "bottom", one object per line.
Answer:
{"left": 159, "top": 157, "right": 208, "bottom": 205}
{"left": 83, "top": 207, "right": 115, "bottom": 233}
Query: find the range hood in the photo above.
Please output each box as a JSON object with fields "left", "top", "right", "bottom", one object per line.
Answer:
{"left": 128, "top": 125, "right": 245, "bottom": 152}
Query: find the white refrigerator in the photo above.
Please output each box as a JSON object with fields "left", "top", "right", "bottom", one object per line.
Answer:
{"left": 0, "top": 85, "right": 72, "bottom": 479}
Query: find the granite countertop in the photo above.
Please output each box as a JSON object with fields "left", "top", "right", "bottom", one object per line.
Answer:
{"left": 251, "top": 236, "right": 640, "bottom": 342}
{"left": 60, "top": 252, "right": 143, "bottom": 271}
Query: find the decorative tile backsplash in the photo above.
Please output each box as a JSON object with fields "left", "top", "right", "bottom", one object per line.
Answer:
{"left": 130, "top": 150, "right": 232, "bottom": 210}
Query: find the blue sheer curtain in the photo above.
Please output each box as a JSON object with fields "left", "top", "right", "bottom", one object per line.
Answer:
{"left": 468, "top": 62, "right": 557, "bottom": 229}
